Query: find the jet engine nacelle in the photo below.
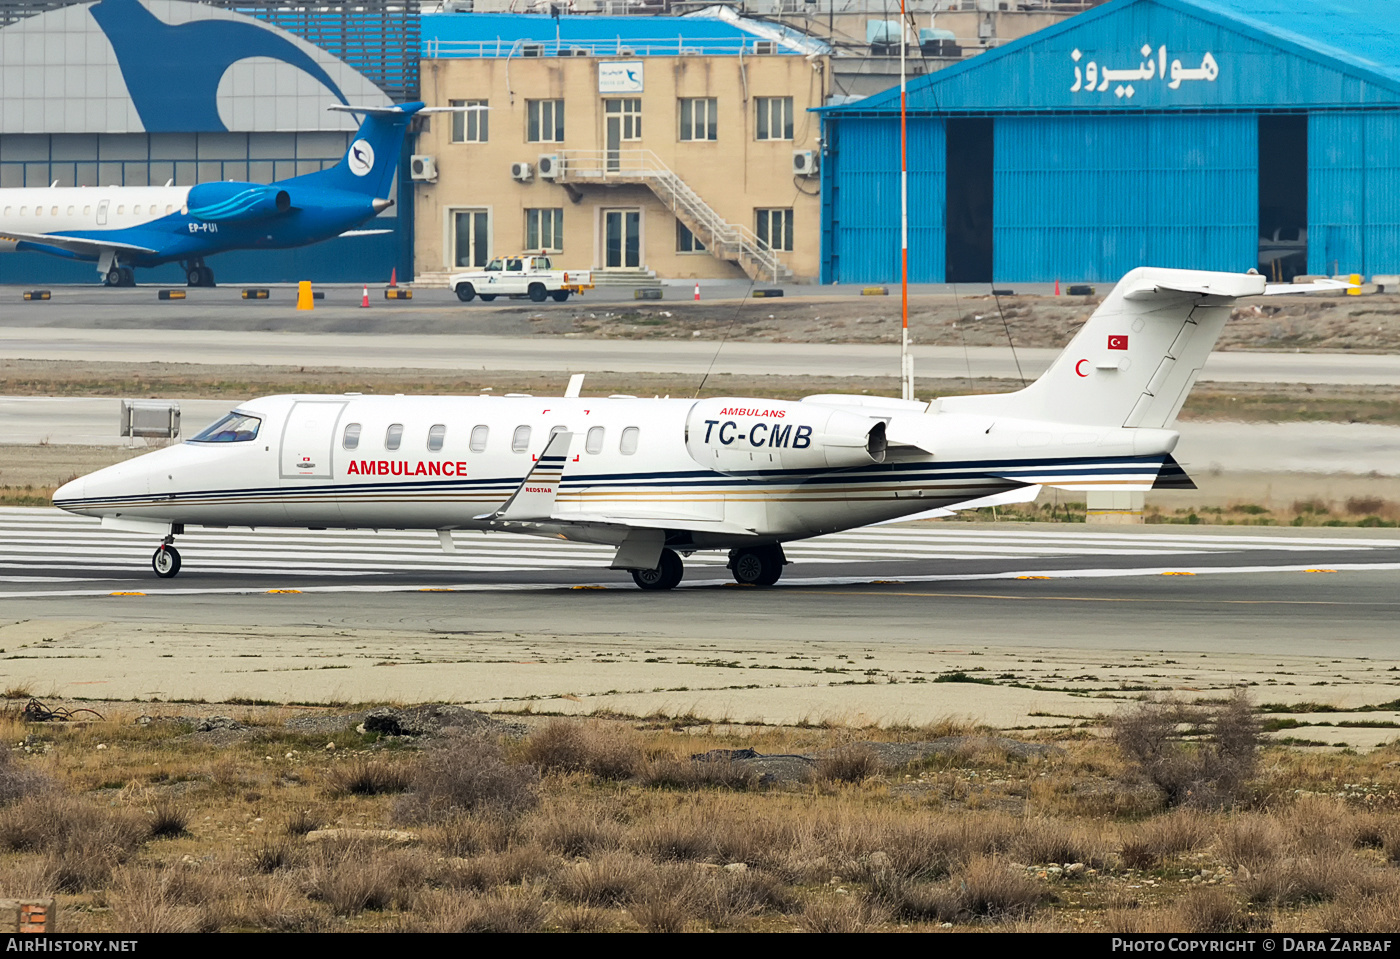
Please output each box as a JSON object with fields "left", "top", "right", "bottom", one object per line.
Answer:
{"left": 685, "top": 398, "right": 887, "bottom": 475}
{"left": 186, "top": 182, "right": 292, "bottom": 222}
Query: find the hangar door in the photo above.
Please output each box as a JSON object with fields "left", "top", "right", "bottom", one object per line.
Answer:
{"left": 993, "top": 115, "right": 1258, "bottom": 283}
{"left": 1309, "top": 112, "right": 1400, "bottom": 278}
{"left": 822, "top": 117, "right": 946, "bottom": 284}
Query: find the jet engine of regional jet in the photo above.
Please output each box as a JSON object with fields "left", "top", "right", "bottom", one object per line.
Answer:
{"left": 684, "top": 398, "right": 887, "bottom": 474}
{"left": 185, "top": 182, "right": 291, "bottom": 222}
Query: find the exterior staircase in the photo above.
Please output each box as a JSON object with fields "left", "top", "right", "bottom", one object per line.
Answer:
{"left": 549, "top": 149, "right": 793, "bottom": 284}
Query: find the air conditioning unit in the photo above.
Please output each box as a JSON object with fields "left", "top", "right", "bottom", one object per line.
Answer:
{"left": 792, "top": 150, "right": 819, "bottom": 177}
{"left": 752, "top": 40, "right": 777, "bottom": 55}
{"left": 510, "top": 161, "right": 534, "bottom": 182}
{"left": 537, "top": 154, "right": 562, "bottom": 180}
{"left": 409, "top": 155, "right": 437, "bottom": 181}
{"left": 521, "top": 43, "right": 545, "bottom": 57}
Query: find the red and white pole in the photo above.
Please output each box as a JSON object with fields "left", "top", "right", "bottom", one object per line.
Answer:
{"left": 694, "top": 282, "right": 700, "bottom": 301}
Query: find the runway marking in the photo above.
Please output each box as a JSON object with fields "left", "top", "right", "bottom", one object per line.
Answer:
{"left": 5, "top": 561, "right": 1400, "bottom": 601}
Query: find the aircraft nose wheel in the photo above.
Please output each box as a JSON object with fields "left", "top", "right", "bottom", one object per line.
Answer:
{"left": 630, "top": 548, "right": 684, "bottom": 591}
{"left": 152, "top": 545, "right": 181, "bottom": 578}
{"left": 729, "top": 545, "right": 786, "bottom": 586}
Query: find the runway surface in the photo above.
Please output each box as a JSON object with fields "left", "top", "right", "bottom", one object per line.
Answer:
{"left": 6, "top": 325, "right": 1400, "bottom": 385}
{"left": 4, "top": 509, "right": 1399, "bottom": 729}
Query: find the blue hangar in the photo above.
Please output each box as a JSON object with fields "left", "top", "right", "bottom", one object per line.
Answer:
{"left": 819, "top": 0, "right": 1400, "bottom": 285}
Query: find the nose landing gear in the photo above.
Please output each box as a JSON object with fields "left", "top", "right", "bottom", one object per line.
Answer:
{"left": 728, "top": 544, "right": 787, "bottom": 586}
{"left": 152, "top": 537, "right": 181, "bottom": 578}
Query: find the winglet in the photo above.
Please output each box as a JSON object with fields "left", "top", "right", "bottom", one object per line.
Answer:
{"left": 476, "top": 430, "right": 573, "bottom": 521}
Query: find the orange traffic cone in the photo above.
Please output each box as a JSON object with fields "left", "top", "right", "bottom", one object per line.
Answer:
{"left": 694, "top": 282, "right": 700, "bottom": 301}
{"left": 389, "top": 267, "right": 398, "bottom": 288}
{"left": 360, "top": 285, "right": 370, "bottom": 308}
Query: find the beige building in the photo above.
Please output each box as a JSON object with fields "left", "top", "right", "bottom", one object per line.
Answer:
{"left": 414, "top": 51, "right": 829, "bottom": 283}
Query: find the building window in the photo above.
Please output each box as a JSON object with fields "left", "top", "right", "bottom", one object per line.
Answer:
{"left": 676, "top": 221, "right": 706, "bottom": 253}
{"left": 756, "top": 208, "right": 794, "bottom": 252}
{"left": 679, "top": 98, "right": 717, "bottom": 141}
{"left": 527, "top": 99, "right": 565, "bottom": 142}
{"left": 604, "top": 98, "right": 642, "bottom": 140}
{"left": 755, "top": 97, "right": 793, "bottom": 141}
{"left": 525, "top": 208, "right": 564, "bottom": 252}
{"left": 451, "top": 99, "right": 488, "bottom": 142}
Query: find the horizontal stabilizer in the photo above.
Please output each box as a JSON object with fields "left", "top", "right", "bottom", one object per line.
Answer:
{"left": 868, "top": 484, "right": 1043, "bottom": 524}
{"left": 1151, "top": 454, "right": 1197, "bottom": 490}
{"left": 1263, "top": 278, "right": 1353, "bottom": 295}
{"left": 986, "top": 457, "right": 1166, "bottom": 492}
{"left": 338, "top": 229, "right": 392, "bottom": 238}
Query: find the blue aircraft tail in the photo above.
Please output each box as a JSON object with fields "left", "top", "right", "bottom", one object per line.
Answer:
{"left": 286, "top": 102, "right": 424, "bottom": 199}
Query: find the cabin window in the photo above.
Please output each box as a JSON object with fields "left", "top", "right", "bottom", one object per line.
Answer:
{"left": 511, "top": 425, "right": 531, "bottom": 452}
{"left": 342, "top": 423, "right": 361, "bottom": 450}
{"left": 189, "top": 411, "right": 261, "bottom": 443}
{"left": 620, "top": 426, "right": 640, "bottom": 455}
{"left": 34, "top": 207, "right": 42, "bottom": 216}
{"left": 166, "top": 205, "right": 174, "bottom": 214}
{"left": 50, "top": 206, "right": 57, "bottom": 215}
{"left": 385, "top": 423, "right": 404, "bottom": 451}
{"left": 427, "top": 424, "right": 446, "bottom": 451}
{"left": 470, "top": 425, "right": 489, "bottom": 452}
{"left": 18, "top": 207, "right": 26, "bottom": 215}
{"left": 133, "top": 205, "right": 142, "bottom": 215}
{"left": 117, "top": 205, "right": 125, "bottom": 214}
{"left": 586, "top": 426, "right": 605, "bottom": 454}
{"left": 83, "top": 206, "right": 90, "bottom": 215}
{"left": 3, "top": 207, "right": 9, "bottom": 216}
{"left": 66, "top": 206, "right": 74, "bottom": 215}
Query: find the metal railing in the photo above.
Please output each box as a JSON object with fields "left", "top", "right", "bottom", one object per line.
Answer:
{"left": 552, "top": 148, "right": 790, "bottom": 282}
{"left": 423, "top": 36, "right": 801, "bottom": 58}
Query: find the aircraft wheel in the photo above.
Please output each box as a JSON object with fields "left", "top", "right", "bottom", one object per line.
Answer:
{"left": 551, "top": 290, "right": 570, "bottom": 302}
{"left": 455, "top": 283, "right": 476, "bottom": 302}
{"left": 200, "top": 266, "right": 215, "bottom": 287}
{"left": 187, "top": 266, "right": 203, "bottom": 286}
{"left": 152, "top": 545, "right": 181, "bottom": 579}
{"left": 119, "top": 267, "right": 135, "bottom": 287}
{"left": 631, "top": 548, "right": 684, "bottom": 591}
{"left": 528, "top": 283, "right": 547, "bottom": 302}
{"left": 730, "top": 544, "right": 785, "bottom": 586}
{"left": 105, "top": 265, "right": 122, "bottom": 287}
{"left": 479, "top": 294, "right": 497, "bottom": 302}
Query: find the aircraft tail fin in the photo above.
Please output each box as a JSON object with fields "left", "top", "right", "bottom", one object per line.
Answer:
{"left": 939, "top": 268, "right": 1269, "bottom": 430}
{"left": 284, "top": 103, "right": 424, "bottom": 200}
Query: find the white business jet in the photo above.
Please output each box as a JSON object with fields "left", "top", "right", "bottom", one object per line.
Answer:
{"left": 53, "top": 267, "right": 1345, "bottom": 588}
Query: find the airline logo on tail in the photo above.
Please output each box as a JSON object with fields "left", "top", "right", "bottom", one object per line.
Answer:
{"left": 348, "top": 140, "right": 375, "bottom": 177}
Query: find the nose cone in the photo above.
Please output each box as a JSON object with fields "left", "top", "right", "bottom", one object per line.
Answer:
{"left": 52, "top": 475, "right": 87, "bottom": 513}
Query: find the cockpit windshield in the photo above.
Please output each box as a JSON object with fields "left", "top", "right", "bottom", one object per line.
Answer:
{"left": 189, "top": 411, "right": 261, "bottom": 443}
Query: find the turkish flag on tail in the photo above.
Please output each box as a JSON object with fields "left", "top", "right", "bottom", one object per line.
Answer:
{"left": 1108, "top": 335, "right": 1129, "bottom": 350}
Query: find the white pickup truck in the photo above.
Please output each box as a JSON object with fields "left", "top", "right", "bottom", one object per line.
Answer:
{"left": 449, "top": 254, "right": 594, "bottom": 303}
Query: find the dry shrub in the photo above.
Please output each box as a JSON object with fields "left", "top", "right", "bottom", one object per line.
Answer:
{"left": 304, "top": 841, "right": 423, "bottom": 916}
{"left": 1168, "top": 888, "right": 1249, "bottom": 933}
{"left": 284, "top": 807, "right": 323, "bottom": 836}
{"left": 107, "top": 868, "right": 201, "bottom": 933}
{"left": 0, "top": 749, "right": 50, "bottom": 805}
{"left": 638, "top": 755, "right": 761, "bottom": 791}
{"left": 630, "top": 811, "right": 718, "bottom": 863}
{"left": 324, "top": 757, "right": 412, "bottom": 797}
{"left": 238, "top": 875, "right": 325, "bottom": 932}
{"left": 552, "top": 904, "right": 608, "bottom": 932}
{"left": 251, "top": 837, "right": 299, "bottom": 873}
{"left": 394, "top": 734, "right": 539, "bottom": 823}
{"left": 1316, "top": 878, "right": 1400, "bottom": 934}
{"left": 800, "top": 897, "right": 886, "bottom": 933}
{"left": 528, "top": 804, "right": 625, "bottom": 857}
{"left": 693, "top": 868, "right": 796, "bottom": 925}
{"left": 1112, "top": 690, "right": 1260, "bottom": 808}
{"left": 406, "top": 888, "right": 549, "bottom": 933}
{"left": 147, "top": 799, "right": 188, "bottom": 838}
{"left": 522, "top": 720, "right": 643, "bottom": 780}
{"left": 866, "top": 871, "right": 958, "bottom": 923}
{"left": 428, "top": 846, "right": 552, "bottom": 892}
{"left": 629, "top": 894, "right": 693, "bottom": 933}
{"left": 1217, "top": 815, "right": 1284, "bottom": 871}
{"left": 0, "top": 794, "right": 150, "bottom": 892}
{"left": 815, "top": 744, "right": 883, "bottom": 784}
{"left": 1243, "top": 856, "right": 1370, "bottom": 907}
{"left": 554, "top": 851, "right": 658, "bottom": 907}
{"left": 1010, "top": 818, "right": 1106, "bottom": 868}
{"left": 1119, "top": 808, "right": 1215, "bottom": 869}
{"left": 427, "top": 814, "right": 514, "bottom": 858}
{"left": 949, "top": 856, "right": 1049, "bottom": 921}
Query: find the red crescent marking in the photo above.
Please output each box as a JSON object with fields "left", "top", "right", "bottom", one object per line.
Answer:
{"left": 1075, "top": 359, "right": 1089, "bottom": 377}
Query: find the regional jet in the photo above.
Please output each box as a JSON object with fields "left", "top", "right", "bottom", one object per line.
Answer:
{"left": 0, "top": 102, "right": 457, "bottom": 287}
{"left": 52, "top": 268, "right": 1346, "bottom": 588}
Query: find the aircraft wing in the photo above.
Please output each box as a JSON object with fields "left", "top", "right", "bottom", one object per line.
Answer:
{"left": 548, "top": 512, "right": 760, "bottom": 537}
{"left": 0, "top": 230, "right": 158, "bottom": 257}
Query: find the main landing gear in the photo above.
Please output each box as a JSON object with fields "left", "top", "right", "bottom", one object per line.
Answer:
{"left": 728, "top": 544, "right": 787, "bottom": 587}
{"left": 183, "top": 260, "right": 215, "bottom": 287}
{"left": 104, "top": 264, "right": 136, "bottom": 287}
{"left": 630, "top": 544, "right": 789, "bottom": 591}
